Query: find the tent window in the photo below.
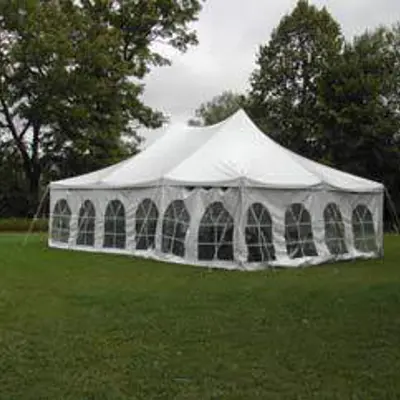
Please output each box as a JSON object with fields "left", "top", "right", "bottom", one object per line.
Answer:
{"left": 162, "top": 200, "right": 190, "bottom": 257}
{"left": 285, "top": 203, "right": 318, "bottom": 258}
{"left": 324, "top": 203, "right": 348, "bottom": 255}
{"left": 135, "top": 199, "right": 159, "bottom": 250}
{"left": 77, "top": 200, "right": 96, "bottom": 246}
{"left": 246, "top": 203, "right": 275, "bottom": 262}
{"left": 352, "top": 205, "right": 377, "bottom": 252}
{"left": 103, "top": 200, "right": 126, "bottom": 249}
{"left": 51, "top": 199, "right": 71, "bottom": 243}
{"left": 198, "top": 202, "right": 234, "bottom": 261}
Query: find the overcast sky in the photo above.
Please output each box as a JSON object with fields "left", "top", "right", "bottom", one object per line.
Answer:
{"left": 140, "top": 0, "right": 399, "bottom": 128}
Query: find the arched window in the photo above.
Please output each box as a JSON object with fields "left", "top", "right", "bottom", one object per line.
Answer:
{"left": 324, "top": 203, "right": 347, "bottom": 255}
{"left": 352, "top": 205, "right": 377, "bottom": 252}
{"left": 246, "top": 203, "right": 275, "bottom": 262}
{"left": 77, "top": 200, "right": 96, "bottom": 246}
{"left": 135, "top": 199, "right": 159, "bottom": 250}
{"left": 51, "top": 199, "right": 71, "bottom": 243}
{"left": 285, "top": 203, "right": 317, "bottom": 259}
{"left": 162, "top": 200, "right": 190, "bottom": 257}
{"left": 198, "top": 202, "right": 234, "bottom": 261}
{"left": 103, "top": 200, "right": 126, "bottom": 249}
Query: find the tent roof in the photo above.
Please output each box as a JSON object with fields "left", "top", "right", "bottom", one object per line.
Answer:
{"left": 51, "top": 110, "right": 383, "bottom": 192}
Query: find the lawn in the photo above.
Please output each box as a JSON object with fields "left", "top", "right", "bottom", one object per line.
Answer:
{"left": 0, "top": 234, "right": 400, "bottom": 399}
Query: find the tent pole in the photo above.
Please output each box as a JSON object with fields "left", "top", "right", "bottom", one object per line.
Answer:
{"left": 239, "top": 178, "right": 246, "bottom": 269}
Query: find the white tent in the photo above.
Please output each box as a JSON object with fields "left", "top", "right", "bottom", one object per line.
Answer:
{"left": 49, "top": 110, "right": 384, "bottom": 269}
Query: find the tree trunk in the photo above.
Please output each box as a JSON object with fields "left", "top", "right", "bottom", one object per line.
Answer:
{"left": 27, "top": 166, "right": 41, "bottom": 217}
{"left": 27, "top": 123, "right": 42, "bottom": 217}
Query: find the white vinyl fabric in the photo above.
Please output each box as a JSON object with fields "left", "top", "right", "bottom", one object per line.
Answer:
{"left": 49, "top": 110, "right": 384, "bottom": 269}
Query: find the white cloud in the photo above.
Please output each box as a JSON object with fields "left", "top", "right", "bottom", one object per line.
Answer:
{"left": 141, "top": 0, "right": 400, "bottom": 126}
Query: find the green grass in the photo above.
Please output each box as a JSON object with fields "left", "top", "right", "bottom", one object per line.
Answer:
{"left": 0, "top": 234, "right": 400, "bottom": 399}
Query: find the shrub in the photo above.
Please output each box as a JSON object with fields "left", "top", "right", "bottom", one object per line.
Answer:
{"left": 0, "top": 218, "right": 48, "bottom": 233}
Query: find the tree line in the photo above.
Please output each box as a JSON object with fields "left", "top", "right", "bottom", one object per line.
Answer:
{"left": 1, "top": 0, "right": 399, "bottom": 228}
{"left": 190, "top": 1, "right": 400, "bottom": 229}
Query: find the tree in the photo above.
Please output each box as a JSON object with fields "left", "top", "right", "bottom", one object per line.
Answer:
{"left": 188, "top": 91, "right": 246, "bottom": 126}
{"left": 0, "top": 0, "right": 204, "bottom": 213}
{"left": 386, "top": 23, "right": 400, "bottom": 120}
{"left": 248, "top": 0, "right": 342, "bottom": 157}
{"left": 317, "top": 26, "right": 400, "bottom": 225}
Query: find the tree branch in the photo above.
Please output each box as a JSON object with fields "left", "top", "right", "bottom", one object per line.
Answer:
{"left": 18, "top": 121, "right": 31, "bottom": 140}
{"left": 0, "top": 95, "right": 32, "bottom": 175}
{"left": 0, "top": 96, "right": 20, "bottom": 139}
{"left": 31, "top": 122, "right": 40, "bottom": 162}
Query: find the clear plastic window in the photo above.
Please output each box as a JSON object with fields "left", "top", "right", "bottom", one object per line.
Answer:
{"left": 77, "top": 200, "right": 96, "bottom": 246}
{"left": 135, "top": 199, "right": 159, "bottom": 250}
{"left": 162, "top": 200, "right": 190, "bottom": 257}
{"left": 324, "top": 203, "right": 348, "bottom": 255}
{"left": 246, "top": 203, "right": 275, "bottom": 262}
{"left": 198, "top": 202, "right": 234, "bottom": 261}
{"left": 51, "top": 199, "right": 71, "bottom": 243}
{"left": 285, "top": 203, "right": 317, "bottom": 258}
{"left": 352, "top": 204, "right": 377, "bottom": 252}
{"left": 103, "top": 200, "right": 126, "bottom": 249}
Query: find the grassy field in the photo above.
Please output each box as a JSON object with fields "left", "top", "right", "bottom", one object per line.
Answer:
{"left": 0, "top": 234, "right": 399, "bottom": 399}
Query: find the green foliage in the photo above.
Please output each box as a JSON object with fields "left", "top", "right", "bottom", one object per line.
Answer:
{"left": 0, "top": 234, "right": 400, "bottom": 398}
{"left": 248, "top": 0, "right": 343, "bottom": 157}
{"left": 386, "top": 23, "right": 400, "bottom": 122}
{"left": 318, "top": 26, "right": 400, "bottom": 220}
{"left": 319, "top": 27, "right": 400, "bottom": 220}
{"left": 318, "top": 28, "right": 400, "bottom": 176}
{"left": 188, "top": 91, "right": 246, "bottom": 126}
{"left": 0, "top": 218, "right": 47, "bottom": 232}
{"left": 0, "top": 0, "right": 204, "bottom": 210}
{"left": 243, "top": 0, "right": 400, "bottom": 218}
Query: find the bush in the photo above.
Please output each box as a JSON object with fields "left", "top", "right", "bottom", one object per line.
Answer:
{"left": 0, "top": 218, "right": 48, "bottom": 233}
